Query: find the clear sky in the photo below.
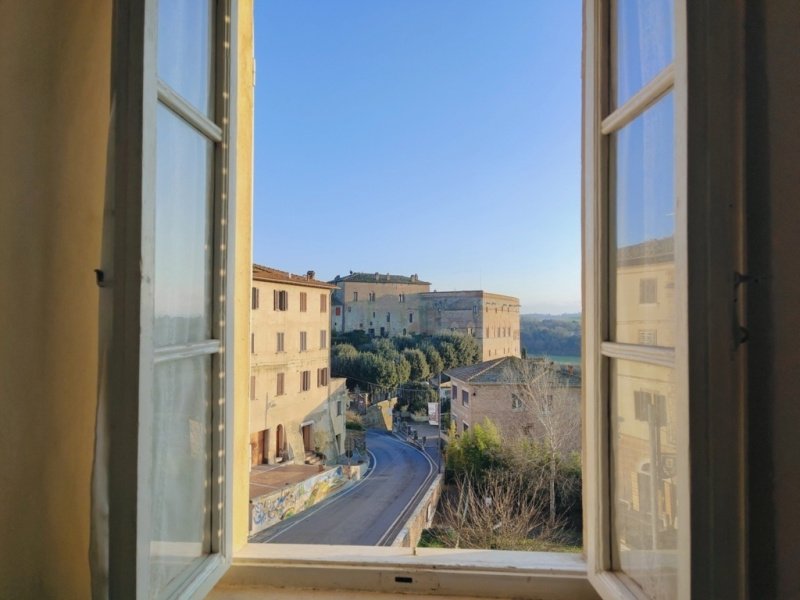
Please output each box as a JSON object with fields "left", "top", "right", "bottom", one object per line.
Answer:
{"left": 253, "top": 0, "right": 582, "bottom": 314}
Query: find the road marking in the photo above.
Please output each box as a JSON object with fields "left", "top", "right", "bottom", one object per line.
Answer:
{"left": 375, "top": 436, "right": 437, "bottom": 546}
{"left": 256, "top": 449, "right": 378, "bottom": 542}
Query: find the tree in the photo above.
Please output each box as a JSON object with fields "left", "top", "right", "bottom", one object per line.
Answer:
{"left": 500, "top": 359, "right": 581, "bottom": 526}
{"left": 402, "top": 348, "right": 430, "bottom": 382}
{"left": 446, "top": 419, "right": 505, "bottom": 478}
{"left": 419, "top": 343, "right": 444, "bottom": 375}
{"left": 436, "top": 469, "right": 555, "bottom": 550}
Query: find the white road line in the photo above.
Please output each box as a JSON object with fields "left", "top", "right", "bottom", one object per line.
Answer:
{"left": 258, "top": 450, "right": 378, "bottom": 542}
{"left": 375, "top": 436, "right": 437, "bottom": 546}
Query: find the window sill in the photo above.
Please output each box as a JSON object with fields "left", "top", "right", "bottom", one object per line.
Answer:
{"left": 210, "top": 544, "right": 599, "bottom": 599}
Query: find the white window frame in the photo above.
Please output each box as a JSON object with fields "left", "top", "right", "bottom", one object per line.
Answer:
{"left": 108, "top": 0, "right": 238, "bottom": 597}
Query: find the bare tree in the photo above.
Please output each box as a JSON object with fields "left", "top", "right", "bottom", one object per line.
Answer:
{"left": 436, "top": 469, "right": 559, "bottom": 550}
{"left": 500, "top": 359, "right": 581, "bottom": 526}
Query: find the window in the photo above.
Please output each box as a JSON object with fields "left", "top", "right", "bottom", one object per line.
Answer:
{"left": 639, "top": 277, "right": 658, "bottom": 304}
{"left": 320, "top": 293, "right": 327, "bottom": 312}
{"left": 462, "top": 389, "right": 469, "bottom": 407}
{"left": 336, "top": 400, "right": 342, "bottom": 416}
{"left": 274, "top": 289, "right": 288, "bottom": 311}
{"left": 335, "top": 306, "right": 341, "bottom": 316}
{"left": 511, "top": 393, "right": 523, "bottom": 411}
{"left": 452, "top": 385, "right": 457, "bottom": 401}
{"left": 251, "top": 333, "right": 255, "bottom": 354}
{"left": 486, "top": 327, "right": 490, "bottom": 338}
{"left": 276, "top": 332, "right": 284, "bottom": 352}
{"left": 462, "top": 423, "right": 469, "bottom": 433}
{"left": 250, "top": 375, "right": 256, "bottom": 401}
{"left": 369, "top": 291, "right": 375, "bottom": 301}
{"left": 584, "top": 2, "right": 686, "bottom": 598}
{"left": 299, "top": 331, "right": 307, "bottom": 351}
{"left": 317, "top": 367, "right": 328, "bottom": 387}
{"left": 299, "top": 292, "right": 308, "bottom": 312}
{"left": 251, "top": 286, "right": 259, "bottom": 309}
{"left": 399, "top": 293, "right": 405, "bottom": 302}
{"left": 386, "top": 312, "right": 391, "bottom": 323}
{"left": 353, "top": 291, "right": 358, "bottom": 301}
{"left": 320, "top": 330, "right": 327, "bottom": 349}
{"left": 276, "top": 372, "right": 285, "bottom": 396}
{"left": 301, "top": 370, "right": 311, "bottom": 391}
{"left": 409, "top": 312, "right": 413, "bottom": 323}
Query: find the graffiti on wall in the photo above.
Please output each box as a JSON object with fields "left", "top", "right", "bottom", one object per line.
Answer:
{"left": 251, "top": 465, "right": 358, "bottom": 533}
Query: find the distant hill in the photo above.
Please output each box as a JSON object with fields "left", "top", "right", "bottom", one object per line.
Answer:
{"left": 522, "top": 313, "right": 581, "bottom": 322}
{"left": 519, "top": 314, "right": 581, "bottom": 358}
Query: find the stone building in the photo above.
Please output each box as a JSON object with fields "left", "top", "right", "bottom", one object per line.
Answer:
{"left": 330, "top": 272, "right": 521, "bottom": 360}
{"left": 446, "top": 357, "right": 580, "bottom": 445}
{"left": 250, "top": 265, "right": 346, "bottom": 467}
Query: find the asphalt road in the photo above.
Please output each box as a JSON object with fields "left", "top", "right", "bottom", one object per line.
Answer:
{"left": 250, "top": 430, "right": 436, "bottom": 545}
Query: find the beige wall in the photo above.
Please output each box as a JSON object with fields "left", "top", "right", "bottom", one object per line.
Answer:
{"left": 334, "top": 280, "right": 429, "bottom": 336}
{"left": 614, "top": 260, "right": 675, "bottom": 347}
{"left": 479, "top": 293, "right": 521, "bottom": 360}
{"left": 250, "top": 278, "right": 343, "bottom": 463}
{"left": 450, "top": 378, "right": 579, "bottom": 443}
{"left": 0, "top": 1, "right": 111, "bottom": 596}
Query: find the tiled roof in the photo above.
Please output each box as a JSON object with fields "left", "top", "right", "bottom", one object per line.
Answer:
{"left": 446, "top": 357, "right": 581, "bottom": 386}
{"left": 330, "top": 272, "right": 431, "bottom": 285}
{"left": 252, "top": 264, "right": 336, "bottom": 289}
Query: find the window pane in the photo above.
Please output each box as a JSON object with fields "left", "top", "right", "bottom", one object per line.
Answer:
{"left": 612, "top": 93, "right": 674, "bottom": 347}
{"left": 611, "top": 359, "right": 677, "bottom": 599}
{"left": 157, "top": 0, "right": 214, "bottom": 116}
{"left": 154, "top": 105, "right": 214, "bottom": 348}
{"left": 615, "top": 0, "right": 674, "bottom": 107}
{"left": 149, "top": 355, "right": 212, "bottom": 597}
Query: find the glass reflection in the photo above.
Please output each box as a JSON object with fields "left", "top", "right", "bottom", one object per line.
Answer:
{"left": 149, "top": 356, "right": 212, "bottom": 598}
{"left": 154, "top": 105, "right": 214, "bottom": 348}
{"left": 611, "top": 359, "right": 677, "bottom": 599}
{"left": 158, "top": 0, "right": 214, "bottom": 116}
{"left": 615, "top": 0, "right": 674, "bottom": 107}
{"left": 612, "top": 93, "right": 674, "bottom": 347}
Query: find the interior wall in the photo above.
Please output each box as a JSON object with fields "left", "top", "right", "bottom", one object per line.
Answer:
{"left": 745, "top": 0, "right": 800, "bottom": 598}
{"left": 0, "top": 1, "right": 111, "bottom": 597}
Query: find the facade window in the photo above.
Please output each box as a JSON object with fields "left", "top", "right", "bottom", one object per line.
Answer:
{"left": 639, "top": 277, "right": 658, "bottom": 304}
{"left": 335, "top": 306, "right": 341, "bottom": 316}
{"left": 301, "top": 370, "right": 311, "bottom": 391}
{"left": 386, "top": 313, "right": 391, "bottom": 323}
{"left": 462, "top": 423, "right": 469, "bottom": 433}
{"left": 276, "top": 332, "right": 284, "bottom": 352}
{"left": 320, "top": 293, "right": 327, "bottom": 313}
{"left": 251, "top": 286, "right": 259, "bottom": 309}
{"left": 320, "top": 330, "right": 327, "bottom": 349}
{"left": 273, "top": 289, "right": 288, "bottom": 311}
{"left": 408, "top": 312, "right": 413, "bottom": 323}
{"left": 276, "top": 372, "right": 285, "bottom": 396}
{"left": 353, "top": 291, "right": 358, "bottom": 301}
{"left": 251, "top": 333, "right": 255, "bottom": 354}
{"left": 369, "top": 291, "right": 375, "bottom": 301}
{"left": 336, "top": 400, "right": 342, "bottom": 416}
{"left": 452, "top": 385, "right": 458, "bottom": 402}
{"left": 250, "top": 375, "right": 256, "bottom": 401}
{"left": 347, "top": 306, "right": 351, "bottom": 313}
{"left": 511, "top": 393, "right": 523, "bottom": 411}
{"left": 299, "top": 331, "right": 307, "bottom": 351}
{"left": 486, "top": 327, "right": 490, "bottom": 338}
{"left": 299, "top": 292, "right": 307, "bottom": 312}
{"left": 462, "top": 389, "right": 469, "bottom": 407}
{"left": 317, "top": 367, "right": 328, "bottom": 387}
{"left": 399, "top": 293, "right": 405, "bottom": 302}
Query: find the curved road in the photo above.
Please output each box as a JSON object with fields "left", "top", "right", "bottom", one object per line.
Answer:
{"left": 251, "top": 430, "right": 435, "bottom": 545}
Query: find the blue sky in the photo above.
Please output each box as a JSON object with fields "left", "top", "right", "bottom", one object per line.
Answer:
{"left": 253, "top": 0, "right": 582, "bottom": 314}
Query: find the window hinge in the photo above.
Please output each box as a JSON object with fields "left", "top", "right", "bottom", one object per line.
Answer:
{"left": 733, "top": 271, "right": 758, "bottom": 349}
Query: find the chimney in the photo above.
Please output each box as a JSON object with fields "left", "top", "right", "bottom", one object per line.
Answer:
{"left": 307, "top": 270, "right": 315, "bottom": 280}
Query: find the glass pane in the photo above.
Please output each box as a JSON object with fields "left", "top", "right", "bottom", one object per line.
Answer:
{"left": 612, "top": 93, "right": 674, "bottom": 347}
{"left": 611, "top": 359, "right": 678, "bottom": 599}
{"left": 615, "top": 0, "right": 674, "bottom": 107}
{"left": 155, "top": 105, "right": 214, "bottom": 348}
{"left": 149, "top": 355, "right": 212, "bottom": 598}
{"left": 158, "top": 0, "right": 214, "bottom": 116}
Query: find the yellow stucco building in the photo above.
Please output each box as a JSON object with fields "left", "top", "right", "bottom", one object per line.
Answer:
{"left": 250, "top": 265, "right": 346, "bottom": 466}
